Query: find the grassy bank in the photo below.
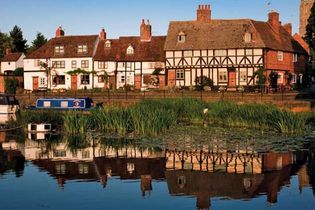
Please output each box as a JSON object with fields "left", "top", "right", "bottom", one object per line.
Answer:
{"left": 21, "top": 98, "right": 314, "bottom": 136}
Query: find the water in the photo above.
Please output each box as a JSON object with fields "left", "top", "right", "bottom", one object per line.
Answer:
{"left": 1, "top": 129, "right": 315, "bottom": 210}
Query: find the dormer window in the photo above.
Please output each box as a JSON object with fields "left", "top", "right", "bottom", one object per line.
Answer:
{"left": 127, "top": 45, "right": 134, "bottom": 55}
{"left": 178, "top": 32, "right": 186, "bottom": 43}
{"left": 78, "top": 45, "right": 88, "bottom": 53}
{"left": 244, "top": 32, "right": 252, "bottom": 43}
{"left": 105, "top": 40, "right": 111, "bottom": 48}
{"left": 55, "top": 46, "right": 64, "bottom": 54}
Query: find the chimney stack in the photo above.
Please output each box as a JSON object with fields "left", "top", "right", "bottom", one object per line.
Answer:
{"left": 140, "top": 19, "right": 152, "bottom": 42}
{"left": 197, "top": 4, "right": 211, "bottom": 23}
{"left": 56, "top": 26, "right": 65, "bottom": 37}
{"left": 268, "top": 11, "right": 280, "bottom": 33}
{"left": 283, "top": 23, "right": 292, "bottom": 35}
{"left": 99, "top": 28, "right": 107, "bottom": 40}
{"left": 5, "top": 48, "right": 11, "bottom": 55}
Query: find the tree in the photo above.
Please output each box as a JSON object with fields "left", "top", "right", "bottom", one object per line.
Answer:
{"left": 304, "top": 2, "right": 315, "bottom": 71}
{"left": 0, "top": 31, "right": 12, "bottom": 58}
{"left": 9, "top": 25, "right": 28, "bottom": 53}
{"left": 29, "top": 32, "right": 47, "bottom": 53}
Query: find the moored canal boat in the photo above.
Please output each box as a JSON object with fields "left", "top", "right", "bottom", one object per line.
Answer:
{"left": 35, "top": 98, "right": 94, "bottom": 110}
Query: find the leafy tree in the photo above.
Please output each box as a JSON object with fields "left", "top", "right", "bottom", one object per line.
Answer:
{"left": 253, "top": 67, "right": 266, "bottom": 91}
{"left": 305, "top": 2, "right": 315, "bottom": 71}
{"left": 195, "top": 76, "right": 214, "bottom": 91}
{"left": 0, "top": 31, "right": 12, "bottom": 58}
{"left": 9, "top": 25, "right": 28, "bottom": 53}
{"left": 29, "top": 32, "right": 47, "bottom": 52}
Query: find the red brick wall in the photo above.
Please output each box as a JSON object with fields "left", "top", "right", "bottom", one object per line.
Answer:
{"left": 265, "top": 50, "right": 294, "bottom": 72}
{"left": 0, "top": 75, "right": 5, "bottom": 93}
{"left": 158, "top": 75, "right": 165, "bottom": 89}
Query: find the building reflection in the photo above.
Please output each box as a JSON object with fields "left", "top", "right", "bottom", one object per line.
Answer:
{"left": 0, "top": 134, "right": 315, "bottom": 208}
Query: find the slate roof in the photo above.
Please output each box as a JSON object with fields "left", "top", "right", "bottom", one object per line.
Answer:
{"left": 25, "top": 35, "right": 99, "bottom": 59}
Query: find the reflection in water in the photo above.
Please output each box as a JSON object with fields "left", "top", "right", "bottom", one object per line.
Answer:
{"left": 0, "top": 133, "right": 315, "bottom": 209}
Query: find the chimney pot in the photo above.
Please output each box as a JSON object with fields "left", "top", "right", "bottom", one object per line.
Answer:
{"left": 5, "top": 48, "right": 11, "bottom": 55}
{"left": 100, "top": 28, "right": 107, "bottom": 40}
{"left": 197, "top": 4, "right": 211, "bottom": 23}
{"left": 56, "top": 26, "right": 65, "bottom": 37}
{"left": 268, "top": 11, "right": 280, "bottom": 33}
{"left": 140, "top": 19, "right": 152, "bottom": 42}
{"left": 283, "top": 23, "right": 292, "bottom": 35}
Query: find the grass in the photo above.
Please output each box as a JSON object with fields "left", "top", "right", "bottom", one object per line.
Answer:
{"left": 20, "top": 98, "right": 314, "bottom": 136}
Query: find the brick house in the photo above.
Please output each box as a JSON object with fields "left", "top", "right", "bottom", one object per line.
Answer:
{"left": 164, "top": 5, "right": 309, "bottom": 89}
{"left": 94, "top": 20, "right": 166, "bottom": 90}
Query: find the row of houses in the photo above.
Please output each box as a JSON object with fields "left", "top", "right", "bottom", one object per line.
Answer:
{"left": 0, "top": 5, "right": 310, "bottom": 91}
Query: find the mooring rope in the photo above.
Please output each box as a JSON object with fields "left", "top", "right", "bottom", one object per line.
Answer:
{"left": 0, "top": 124, "right": 27, "bottom": 132}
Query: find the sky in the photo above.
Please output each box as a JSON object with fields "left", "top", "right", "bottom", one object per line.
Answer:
{"left": 0, "top": 0, "right": 301, "bottom": 44}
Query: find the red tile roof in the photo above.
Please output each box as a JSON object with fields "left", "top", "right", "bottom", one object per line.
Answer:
{"left": 1, "top": 52, "right": 23, "bottom": 62}
{"left": 25, "top": 35, "right": 99, "bottom": 59}
{"left": 165, "top": 19, "right": 307, "bottom": 54}
{"left": 94, "top": 36, "right": 166, "bottom": 62}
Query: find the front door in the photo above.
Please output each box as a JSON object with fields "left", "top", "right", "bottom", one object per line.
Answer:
{"left": 71, "top": 75, "right": 77, "bottom": 90}
{"left": 32, "top": 77, "right": 39, "bottom": 91}
{"left": 228, "top": 71, "right": 236, "bottom": 87}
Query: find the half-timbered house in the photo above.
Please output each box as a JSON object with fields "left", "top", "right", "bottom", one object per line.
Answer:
{"left": 164, "top": 5, "right": 308, "bottom": 89}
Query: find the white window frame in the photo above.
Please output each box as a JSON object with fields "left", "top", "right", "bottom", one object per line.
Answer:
{"left": 277, "top": 51, "right": 284, "bottom": 61}
{"left": 78, "top": 45, "right": 88, "bottom": 53}
{"left": 293, "top": 54, "right": 298, "bottom": 63}
{"left": 219, "top": 70, "right": 228, "bottom": 83}
{"left": 54, "top": 46, "right": 64, "bottom": 54}
{"left": 176, "top": 69, "right": 184, "bottom": 80}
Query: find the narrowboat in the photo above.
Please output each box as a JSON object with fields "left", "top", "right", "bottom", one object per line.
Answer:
{"left": 35, "top": 98, "right": 94, "bottom": 110}
{"left": 0, "top": 94, "right": 19, "bottom": 114}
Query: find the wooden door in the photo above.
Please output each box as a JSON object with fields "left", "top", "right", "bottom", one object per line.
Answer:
{"left": 228, "top": 71, "right": 236, "bottom": 87}
{"left": 32, "top": 77, "right": 39, "bottom": 91}
{"left": 71, "top": 75, "right": 77, "bottom": 90}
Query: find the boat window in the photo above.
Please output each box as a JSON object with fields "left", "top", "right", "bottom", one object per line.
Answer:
{"left": 44, "top": 124, "right": 51, "bottom": 130}
{"left": 43, "top": 101, "right": 51, "bottom": 108}
{"left": 61, "top": 101, "right": 68, "bottom": 108}
{"left": 0, "top": 96, "right": 7, "bottom": 104}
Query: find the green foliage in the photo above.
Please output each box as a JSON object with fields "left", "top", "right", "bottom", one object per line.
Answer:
{"left": 0, "top": 31, "right": 12, "bottom": 59}
{"left": 9, "top": 25, "right": 28, "bottom": 53}
{"left": 29, "top": 32, "right": 47, "bottom": 53}
{"left": 254, "top": 67, "right": 266, "bottom": 89}
{"left": 66, "top": 68, "right": 91, "bottom": 75}
{"left": 20, "top": 110, "right": 64, "bottom": 125}
{"left": 269, "top": 71, "right": 279, "bottom": 89}
{"left": 195, "top": 76, "right": 214, "bottom": 91}
{"left": 13, "top": 68, "right": 24, "bottom": 76}
{"left": 4, "top": 78, "right": 18, "bottom": 94}
{"left": 63, "top": 111, "right": 91, "bottom": 136}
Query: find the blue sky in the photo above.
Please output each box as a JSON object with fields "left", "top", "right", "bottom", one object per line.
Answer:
{"left": 0, "top": 0, "right": 301, "bottom": 44}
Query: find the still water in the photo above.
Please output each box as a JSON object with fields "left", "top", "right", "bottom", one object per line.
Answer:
{"left": 1, "top": 129, "right": 315, "bottom": 210}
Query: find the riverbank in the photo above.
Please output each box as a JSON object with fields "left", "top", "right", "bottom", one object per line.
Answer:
{"left": 20, "top": 98, "right": 315, "bottom": 137}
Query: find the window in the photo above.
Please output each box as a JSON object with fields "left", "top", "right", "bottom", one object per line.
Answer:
{"left": 40, "top": 77, "right": 46, "bottom": 86}
{"left": 176, "top": 69, "right": 184, "bottom": 80}
{"left": 78, "top": 164, "right": 89, "bottom": 174}
{"left": 277, "top": 51, "right": 284, "bottom": 61}
{"left": 81, "top": 75, "right": 90, "bottom": 85}
{"left": 54, "top": 150, "right": 66, "bottom": 158}
{"left": 105, "top": 40, "right": 111, "bottom": 48}
{"left": 240, "top": 70, "right": 247, "bottom": 82}
{"left": 219, "top": 70, "right": 228, "bottom": 82}
{"left": 61, "top": 101, "right": 68, "bottom": 108}
{"left": 77, "top": 45, "right": 88, "bottom": 53}
{"left": 178, "top": 32, "right": 186, "bottom": 43}
{"left": 293, "top": 54, "right": 298, "bottom": 63}
{"left": 52, "top": 75, "right": 66, "bottom": 85}
{"left": 55, "top": 164, "right": 66, "bottom": 175}
{"left": 98, "top": 75, "right": 105, "bottom": 83}
{"left": 245, "top": 49, "right": 253, "bottom": 56}
{"left": 71, "top": 60, "right": 77, "bottom": 69}
{"left": 244, "top": 32, "right": 252, "bottom": 43}
{"left": 34, "top": 60, "right": 41, "bottom": 67}
{"left": 81, "top": 60, "right": 89, "bottom": 68}
{"left": 52, "top": 61, "right": 65, "bottom": 69}
{"left": 54, "top": 46, "right": 64, "bottom": 54}
{"left": 126, "top": 62, "right": 132, "bottom": 69}
{"left": 215, "top": 50, "right": 226, "bottom": 56}
{"left": 127, "top": 46, "right": 134, "bottom": 55}
{"left": 98, "top": 61, "right": 108, "bottom": 69}
{"left": 121, "top": 75, "right": 125, "bottom": 83}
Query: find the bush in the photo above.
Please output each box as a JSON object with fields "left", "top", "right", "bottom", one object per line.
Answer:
{"left": 4, "top": 78, "right": 19, "bottom": 94}
{"left": 195, "top": 76, "right": 214, "bottom": 91}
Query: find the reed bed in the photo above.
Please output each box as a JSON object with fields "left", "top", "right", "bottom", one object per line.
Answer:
{"left": 21, "top": 98, "right": 314, "bottom": 136}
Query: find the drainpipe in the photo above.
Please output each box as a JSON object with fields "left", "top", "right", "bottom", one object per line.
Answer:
{"left": 92, "top": 59, "right": 95, "bottom": 89}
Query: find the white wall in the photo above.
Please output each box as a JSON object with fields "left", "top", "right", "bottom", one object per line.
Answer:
{"left": 0, "top": 54, "right": 25, "bottom": 73}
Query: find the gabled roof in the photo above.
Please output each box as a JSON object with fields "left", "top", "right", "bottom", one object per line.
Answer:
{"left": 165, "top": 19, "right": 307, "bottom": 54}
{"left": 1, "top": 52, "right": 23, "bottom": 62}
{"left": 94, "top": 36, "right": 166, "bottom": 62}
{"left": 25, "top": 35, "right": 99, "bottom": 59}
